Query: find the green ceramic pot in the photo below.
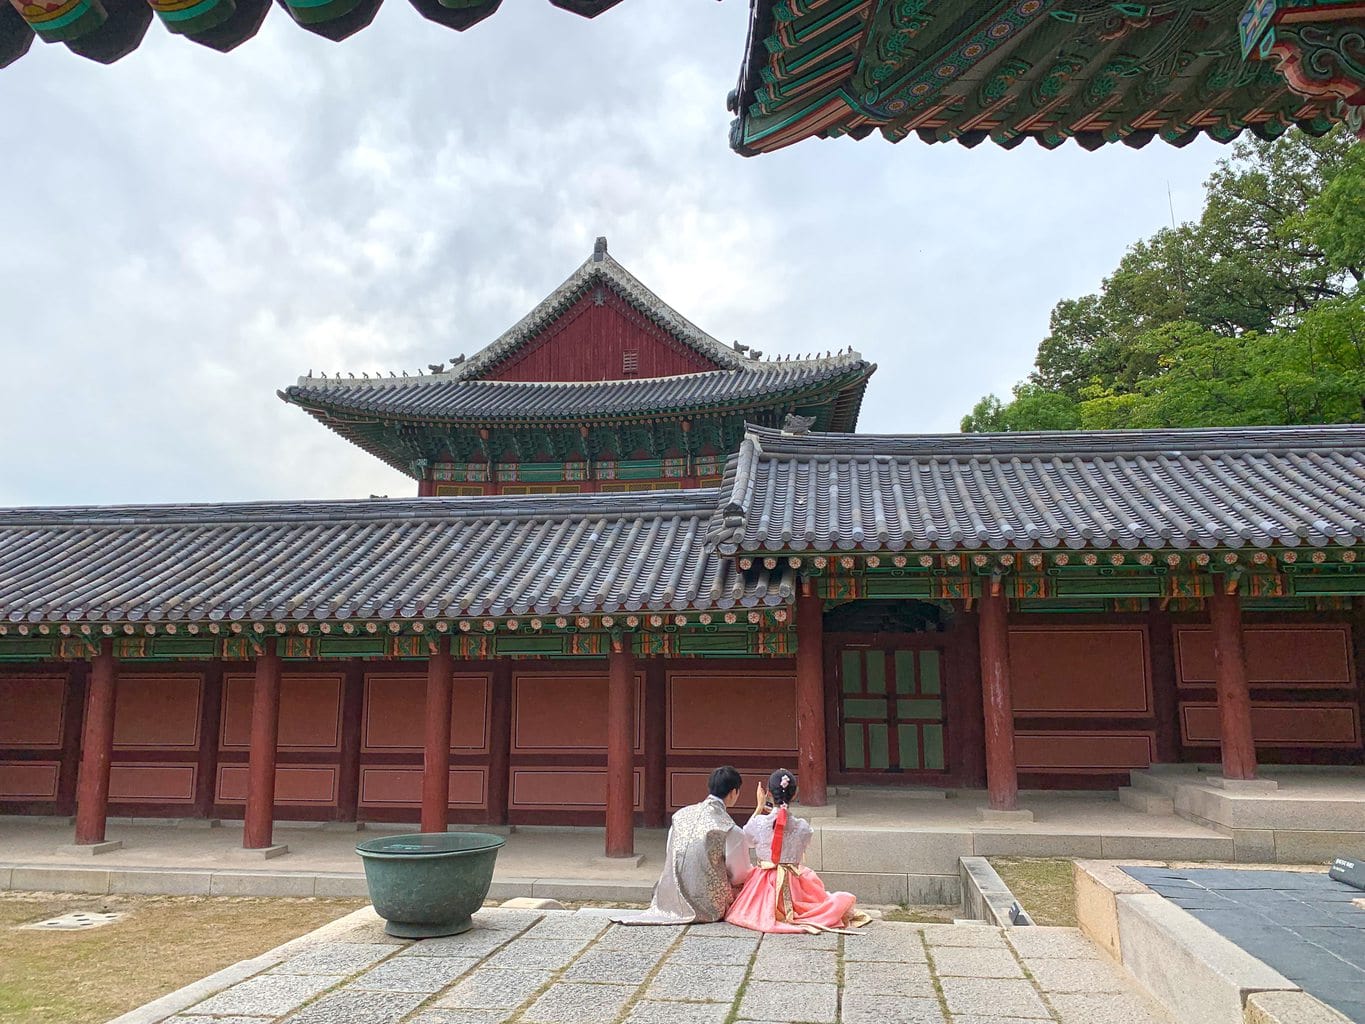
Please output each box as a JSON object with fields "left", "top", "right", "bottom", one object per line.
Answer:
{"left": 355, "top": 832, "right": 505, "bottom": 938}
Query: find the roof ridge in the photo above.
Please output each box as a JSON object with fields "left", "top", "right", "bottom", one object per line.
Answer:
{"left": 0, "top": 488, "right": 725, "bottom": 528}
{"left": 744, "top": 423, "right": 1365, "bottom": 455}
{"left": 288, "top": 242, "right": 867, "bottom": 388}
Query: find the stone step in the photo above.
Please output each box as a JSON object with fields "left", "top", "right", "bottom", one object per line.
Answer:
{"left": 1118, "top": 787, "right": 1174, "bottom": 815}
{"left": 1128, "top": 771, "right": 1179, "bottom": 798}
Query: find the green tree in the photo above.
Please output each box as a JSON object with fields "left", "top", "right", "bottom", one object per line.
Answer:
{"left": 964, "top": 126, "right": 1364, "bottom": 433}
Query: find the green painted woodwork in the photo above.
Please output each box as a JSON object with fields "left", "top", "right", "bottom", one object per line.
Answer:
{"left": 1289, "top": 571, "right": 1364, "bottom": 595}
{"left": 1053, "top": 576, "right": 1164, "bottom": 598}
{"left": 841, "top": 649, "right": 861, "bottom": 693}
{"left": 844, "top": 697, "right": 891, "bottom": 718}
{"left": 0, "top": 637, "right": 56, "bottom": 661}
{"left": 675, "top": 632, "right": 752, "bottom": 655}
{"left": 897, "top": 698, "right": 943, "bottom": 720}
{"left": 844, "top": 723, "right": 865, "bottom": 768}
{"left": 1015, "top": 598, "right": 1110, "bottom": 612}
{"left": 493, "top": 635, "right": 570, "bottom": 656}
{"left": 919, "top": 650, "right": 940, "bottom": 694}
{"left": 317, "top": 636, "right": 390, "bottom": 658}
{"left": 923, "top": 724, "right": 945, "bottom": 770}
{"left": 865, "top": 575, "right": 935, "bottom": 598}
{"left": 865, "top": 650, "right": 886, "bottom": 693}
{"left": 732, "top": 0, "right": 1345, "bottom": 155}
{"left": 866, "top": 723, "right": 890, "bottom": 769}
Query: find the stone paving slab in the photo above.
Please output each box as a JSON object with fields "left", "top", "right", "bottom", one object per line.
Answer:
{"left": 149, "top": 908, "right": 1179, "bottom": 1024}
{"left": 1125, "top": 865, "right": 1365, "bottom": 1023}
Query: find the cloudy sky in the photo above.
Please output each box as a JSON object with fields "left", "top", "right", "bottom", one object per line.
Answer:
{"left": 2, "top": 1, "right": 1233, "bottom": 507}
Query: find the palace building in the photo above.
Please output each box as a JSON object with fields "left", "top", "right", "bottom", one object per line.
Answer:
{"left": 1, "top": 241, "right": 1363, "bottom": 860}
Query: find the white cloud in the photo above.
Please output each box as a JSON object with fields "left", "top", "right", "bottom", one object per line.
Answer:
{"left": 0, "top": 1, "right": 1231, "bottom": 503}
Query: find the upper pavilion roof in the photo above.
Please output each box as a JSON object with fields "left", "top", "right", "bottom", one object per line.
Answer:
{"left": 730, "top": 1, "right": 1346, "bottom": 155}
{"left": 0, "top": 490, "right": 792, "bottom": 625}
{"left": 709, "top": 424, "right": 1365, "bottom": 554}
{"left": 279, "top": 240, "right": 874, "bottom": 472}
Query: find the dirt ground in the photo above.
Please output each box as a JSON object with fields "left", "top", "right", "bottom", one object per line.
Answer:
{"left": 0, "top": 892, "right": 366, "bottom": 1024}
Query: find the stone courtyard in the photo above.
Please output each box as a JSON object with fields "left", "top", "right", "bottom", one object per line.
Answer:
{"left": 143, "top": 907, "right": 1174, "bottom": 1024}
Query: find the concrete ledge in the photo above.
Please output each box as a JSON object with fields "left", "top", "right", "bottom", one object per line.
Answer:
{"left": 229, "top": 844, "right": 289, "bottom": 860}
{"left": 58, "top": 840, "right": 123, "bottom": 855}
{"left": 1113, "top": 889, "right": 1299, "bottom": 1024}
{"left": 978, "top": 808, "right": 1035, "bottom": 823}
{"left": 529, "top": 878, "right": 654, "bottom": 903}
{"left": 817, "top": 870, "right": 961, "bottom": 906}
{"left": 590, "top": 853, "right": 646, "bottom": 869}
{"left": 1246, "top": 990, "right": 1353, "bottom": 1024}
{"left": 1206, "top": 777, "right": 1280, "bottom": 793}
{"left": 958, "top": 856, "right": 1032, "bottom": 927}
{"left": 1118, "top": 787, "right": 1174, "bottom": 815}
{"left": 109, "top": 869, "right": 213, "bottom": 896}
{"left": 1073, "top": 859, "right": 1154, "bottom": 961}
{"left": 11, "top": 866, "right": 112, "bottom": 894}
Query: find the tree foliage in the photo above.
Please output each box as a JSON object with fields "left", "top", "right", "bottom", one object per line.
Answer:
{"left": 962, "top": 127, "right": 1364, "bottom": 433}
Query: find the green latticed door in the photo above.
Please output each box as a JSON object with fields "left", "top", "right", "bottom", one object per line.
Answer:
{"left": 836, "top": 644, "right": 946, "bottom": 774}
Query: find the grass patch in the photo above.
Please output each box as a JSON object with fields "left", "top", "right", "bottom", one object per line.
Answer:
{"left": 987, "top": 857, "right": 1077, "bottom": 927}
{"left": 0, "top": 892, "right": 366, "bottom": 1024}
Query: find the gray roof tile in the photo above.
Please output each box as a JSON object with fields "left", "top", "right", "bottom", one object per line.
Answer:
{"left": 709, "top": 425, "right": 1365, "bottom": 554}
{"left": 282, "top": 359, "right": 872, "bottom": 422}
{"left": 0, "top": 491, "right": 792, "bottom": 625}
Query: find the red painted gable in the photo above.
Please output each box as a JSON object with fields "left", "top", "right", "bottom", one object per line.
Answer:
{"left": 484, "top": 288, "right": 720, "bottom": 382}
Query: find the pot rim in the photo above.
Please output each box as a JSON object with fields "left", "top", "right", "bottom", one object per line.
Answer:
{"left": 355, "top": 832, "right": 507, "bottom": 858}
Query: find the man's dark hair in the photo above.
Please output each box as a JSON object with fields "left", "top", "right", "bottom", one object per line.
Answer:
{"left": 707, "top": 765, "right": 742, "bottom": 799}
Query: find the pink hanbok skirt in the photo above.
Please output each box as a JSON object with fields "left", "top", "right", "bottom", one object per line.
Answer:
{"left": 724, "top": 863, "right": 862, "bottom": 934}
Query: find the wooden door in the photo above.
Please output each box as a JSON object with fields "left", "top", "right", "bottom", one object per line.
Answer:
{"left": 832, "top": 640, "right": 948, "bottom": 776}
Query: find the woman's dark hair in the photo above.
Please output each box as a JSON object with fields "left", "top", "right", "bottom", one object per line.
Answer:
{"left": 767, "top": 768, "right": 798, "bottom": 806}
{"left": 707, "top": 765, "right": 742, "bottom": 799}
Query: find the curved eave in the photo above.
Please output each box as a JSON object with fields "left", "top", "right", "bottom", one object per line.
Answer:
{"left": 280, "top": 364, "right": 876, "bottom": 477}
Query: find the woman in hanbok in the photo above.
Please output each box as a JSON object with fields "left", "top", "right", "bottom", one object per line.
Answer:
{"left": 725, "top": 768, "right": 870, "bottom": 934}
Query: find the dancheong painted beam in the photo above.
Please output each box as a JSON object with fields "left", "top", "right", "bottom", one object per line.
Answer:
{"left": 729, "top": 0, "right": 1365, "bottom": 152}
{"left": 5, "top": 1, "right": 1361, "bottom": 149}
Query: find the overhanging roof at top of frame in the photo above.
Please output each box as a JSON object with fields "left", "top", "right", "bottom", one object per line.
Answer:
{"left": 0, "top": 0, "right": 622, "bottom": 69}
{"left": 708, "top": 423, "right": 1365, "bottom": 553}
{"left": 729, "top": 0, "right": 1356, "bottom": 155}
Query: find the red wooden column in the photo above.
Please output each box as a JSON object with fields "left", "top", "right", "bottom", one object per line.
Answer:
{"left": 605, "top": 636, "right": 635, "bottom": 857}
{"left": 978, "top": 586, "right": 1019, "bottom": 811}
{"left": 1209, "top": 582, "right": 1257, "bottom": 780}
{"left": 74, "top": 640, "right": 117, "bottom": 845}
{"left": 422, "top": 638, "right": 455, "bottom": 834}
{"left": 795, "top": 583, "right": 828, "bottom": 806}
{"left": 243, "top": 639, "right": 282, "bottom": 850}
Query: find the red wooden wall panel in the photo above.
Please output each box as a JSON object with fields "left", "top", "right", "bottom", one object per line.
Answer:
{"left": 1175, "top": 625, "right": 1354, "bottom": 687}
{"left": 1009, "top": 627, "right": 1151, "bottom": 715}
{"left": 361, "top": 673, "right": 490, "bottom": 753}
{"left": 485, "top": 292, "right": 717, "bottom": 383}
{"left": 0, "top": 675, "right": 67, "bottom": 748}
{"left": 113, "top": 674, "right": 202, "bottom": 749}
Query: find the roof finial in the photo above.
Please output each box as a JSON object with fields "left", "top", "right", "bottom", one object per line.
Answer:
{"left": 593, "top": 236, "right": 608, "bottom": 261}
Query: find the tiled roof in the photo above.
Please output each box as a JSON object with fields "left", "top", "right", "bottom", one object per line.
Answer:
{"left": 709, "top": 425, "right": 1365, "bottom": 554}
{"left": 0, "top": 491, "right": 792, "bottom": 625}
{"left": 279, "top": 240, "right": 873, "bottom": 424}
{"left": 282, "top": 358, "right": 873, "bottom": 423}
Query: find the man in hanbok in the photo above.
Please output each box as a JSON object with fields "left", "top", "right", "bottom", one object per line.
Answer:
{"left": 616, "top": 766, "right": 756, "bottom": 925}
